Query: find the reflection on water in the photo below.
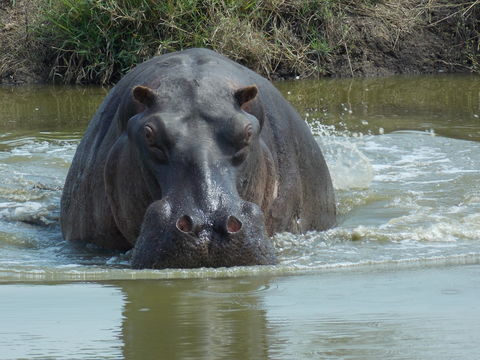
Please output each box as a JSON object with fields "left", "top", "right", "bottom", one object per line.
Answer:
{"left": 1, "top": 265, "right": 479, "bottom": 359}
{"left": 120, "top": 277, "right": 271, "bottom": 360}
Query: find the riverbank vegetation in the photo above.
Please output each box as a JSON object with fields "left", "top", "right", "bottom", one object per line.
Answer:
{"left": 1, "top": 0, "right": 479, "bottom": 84}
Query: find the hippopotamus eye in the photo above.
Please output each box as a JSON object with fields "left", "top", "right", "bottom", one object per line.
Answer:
{"left": 144, "top": 124, "right": 167, "bottom": 162}
{"left": 244, "top": 124, "right": 253, "bottom": 145}
{"left": 144, "top": 124, "right": 156, "bottom": 146}
{"left": 232, "top": 124, "right": 254, "bottom": 166}
{"left": 232, "top": 148, "right": 248, "bottom": 166}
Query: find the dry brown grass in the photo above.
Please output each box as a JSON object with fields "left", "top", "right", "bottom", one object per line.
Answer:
{"left": 1, "top": 0, "right": 478, "bottom": 84}
{"left": 209, "top": 13, "right": 312, "bottom": 78}
{"left": 0, "top": 0, "right": 46, "bottom": 84}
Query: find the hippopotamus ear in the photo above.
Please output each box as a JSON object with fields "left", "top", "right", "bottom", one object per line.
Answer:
{"left": 234, "top": 85, "right": 258, "bottom": 108}
{"left": 132, "top": 85, "right": 157, "bottom": 108}
{"left": 234, "top": 85, "right": 265, "bottom": 128}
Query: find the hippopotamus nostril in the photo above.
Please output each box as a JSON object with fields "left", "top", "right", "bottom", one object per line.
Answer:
{"left": 226, "top": 215, "right": 242, "bottom": 234}
{"left": 176, "top": 214, "right": 193, "bottom": 233}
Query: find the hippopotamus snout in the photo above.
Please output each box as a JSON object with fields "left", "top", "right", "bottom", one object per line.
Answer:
{"left": 131, "top": 198, "right": 276, "bottom": 269}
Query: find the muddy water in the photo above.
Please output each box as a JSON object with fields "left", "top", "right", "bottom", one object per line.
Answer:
{"left": 0, "top": 74, "right": 479, "bottom": 359}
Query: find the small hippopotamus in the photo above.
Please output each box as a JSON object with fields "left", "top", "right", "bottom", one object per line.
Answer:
{"left": 60, "top": 48, "right": 336, "bottom": 269}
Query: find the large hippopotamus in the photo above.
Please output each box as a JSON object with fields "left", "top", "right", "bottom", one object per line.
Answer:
{"left": 61, "top": 48, "right": 336, "bottom": 269}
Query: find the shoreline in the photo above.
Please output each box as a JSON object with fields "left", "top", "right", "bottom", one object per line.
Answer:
{"left": 1, "top": 0, "right": 478, "bottom": 85}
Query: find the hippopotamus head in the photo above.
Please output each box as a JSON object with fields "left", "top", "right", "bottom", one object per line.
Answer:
{"left": 126, "top": 83, "right": 276, "bottom": 269}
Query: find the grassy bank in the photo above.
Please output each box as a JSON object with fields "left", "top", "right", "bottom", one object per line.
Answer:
{"left": 38, "top": 0, "right": 378, "bottom": 84}
{"left": 1, "top": 0, "right": 479, "bottom": 84}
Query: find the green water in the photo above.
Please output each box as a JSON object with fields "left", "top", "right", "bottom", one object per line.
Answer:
{"left": 277, "top": 74, "right": 480, "bottom": 141}
{"left": 0, "top": 74, "right": 479, "bottom": 359}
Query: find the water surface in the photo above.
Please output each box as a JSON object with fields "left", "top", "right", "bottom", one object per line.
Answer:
{"left": 0, "top": 74, "right": 479, "bottom": 359}
{"left": 2, "top": 264, "right": 480, "bottom": 360}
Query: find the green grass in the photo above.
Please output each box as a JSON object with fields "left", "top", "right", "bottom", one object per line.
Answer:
{"left": 36, "top": 0, "right": 359, "bottom": 84}
{"left": 35, "top": 0, "right": 479, "bottom": 84}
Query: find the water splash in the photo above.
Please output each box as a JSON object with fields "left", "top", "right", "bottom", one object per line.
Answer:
{"left": 309, "top": 120, "right": 374, "bottom": 190}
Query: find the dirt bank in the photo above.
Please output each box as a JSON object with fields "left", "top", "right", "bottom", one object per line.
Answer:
{"left": 0, "top": 0, "right": 47, "bottom": 84}
{"left": 1, "top": 0, "right": 478, "bottom": 85}
{"left": 324, "top": 0, "right": 479, "bottom": 77}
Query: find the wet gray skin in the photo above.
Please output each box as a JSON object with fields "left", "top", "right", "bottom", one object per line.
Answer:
{"left": 60, "top": 48, "right": 336, "bottom": 269}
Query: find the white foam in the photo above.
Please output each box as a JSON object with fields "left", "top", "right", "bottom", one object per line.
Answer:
{"left": 0, "top": 201, "right": 56, "bottom": 225}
